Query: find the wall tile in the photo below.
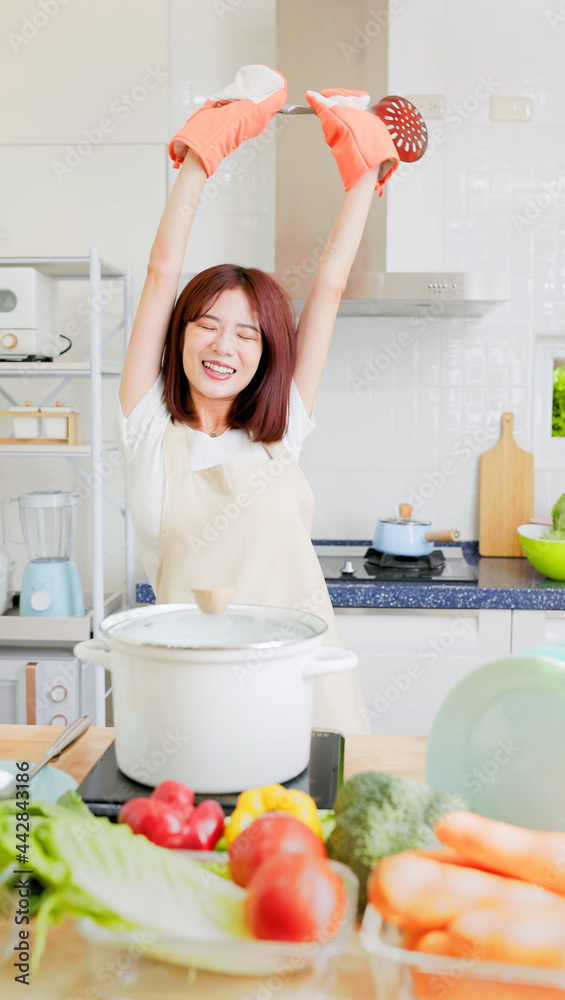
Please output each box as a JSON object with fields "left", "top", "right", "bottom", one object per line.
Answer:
{"left": 0, "top": 0, "right": 169, "bottom": 144}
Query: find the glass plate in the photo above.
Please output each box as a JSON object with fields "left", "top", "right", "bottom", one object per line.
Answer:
{"left": 76, "top": 860, "right": 358, "bottom": 984}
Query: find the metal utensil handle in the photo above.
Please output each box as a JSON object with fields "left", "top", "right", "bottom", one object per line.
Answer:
{"left": 28, "top": 715, "right": 91, "bottom": 777}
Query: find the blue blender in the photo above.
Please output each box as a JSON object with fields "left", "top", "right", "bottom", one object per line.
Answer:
{"left": 18, "top": 491, "right": 85, "bottom": 617}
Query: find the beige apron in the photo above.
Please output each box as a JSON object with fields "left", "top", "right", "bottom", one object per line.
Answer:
{"left": 156, "top": 420, "right": 369, "bottom": 734}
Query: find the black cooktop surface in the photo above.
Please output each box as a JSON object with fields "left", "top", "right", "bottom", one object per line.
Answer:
{"left": 78, "top": 730, "right": 345, "bottom": 819}
{"left": 318, "top": 546, "right": 477, "bottom": 584}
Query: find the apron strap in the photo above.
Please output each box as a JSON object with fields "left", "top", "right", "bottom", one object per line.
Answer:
{"left": 162, "top": 419, "right": 190, "bottom": 480}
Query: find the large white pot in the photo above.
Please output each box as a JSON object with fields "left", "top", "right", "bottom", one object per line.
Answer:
{"left": 74, "top": 603, "right": 358, "bottom": 793}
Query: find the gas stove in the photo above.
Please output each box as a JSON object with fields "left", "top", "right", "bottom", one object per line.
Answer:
{"left": 316, "top": 545, "right": 478, "bottom": 584}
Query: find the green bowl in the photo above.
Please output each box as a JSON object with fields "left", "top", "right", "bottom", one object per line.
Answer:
{"left": 517, "top": 523, "right": 565, "bottom": 580}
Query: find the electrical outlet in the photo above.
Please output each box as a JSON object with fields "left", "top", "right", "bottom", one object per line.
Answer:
{"left": 406, "top": 95, "right": 445, "bottom": 120}
{"left": 490, "top": 96, "right": 533, "bottom": 122}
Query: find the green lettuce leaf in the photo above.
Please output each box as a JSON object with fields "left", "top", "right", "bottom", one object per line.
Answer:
{"left": 0, "top": 794, "right": 250, "bottom": 971}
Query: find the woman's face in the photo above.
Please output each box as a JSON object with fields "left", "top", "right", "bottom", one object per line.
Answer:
{"left": 182, "top": 288, "right": 263, "bottom": 401}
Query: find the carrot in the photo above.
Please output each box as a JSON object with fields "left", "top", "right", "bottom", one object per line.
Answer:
{"left": 412, "top": 929, "right": 456, "bottom": 954}
{"left": 414, "top": 845, "right": 507, "bottom": 875}
{"left": 411, "top": 918, "right": 565, "bottom": 1000}
{"left": 368, "top": 853, "right": 560, "bottom": 933}
{"left": 435, "top": 811, "right": 565, "bottom": 896}
{"left": 449, "top": 903, "right": 565, "bottom": 969}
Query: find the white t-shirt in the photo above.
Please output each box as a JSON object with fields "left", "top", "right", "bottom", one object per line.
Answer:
{"left": 115, "top": 374, "right": 316, "bottom": 591}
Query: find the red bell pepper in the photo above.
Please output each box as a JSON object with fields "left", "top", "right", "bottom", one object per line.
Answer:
{"left": 118, "top": 797, "right": 186, "bottom": 849}
{"left": 181, "top": 800, "right": 225, "bottom": 850}
{"left": 150, "top": 780, "right": 194, "bottom": 819}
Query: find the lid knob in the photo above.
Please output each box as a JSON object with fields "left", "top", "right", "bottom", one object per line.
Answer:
{"left": 399, "top": 503, "right": 413, "bottom": 519}
{"left": 191, "top": 585, "right": 234, "bottom": 615}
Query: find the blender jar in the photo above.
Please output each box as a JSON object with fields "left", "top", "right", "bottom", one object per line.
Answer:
{"left": 18, "top": 491, "right": 79, "bottom": 562}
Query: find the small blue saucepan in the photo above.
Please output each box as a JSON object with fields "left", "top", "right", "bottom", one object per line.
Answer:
{"left": 373, "top": 503, "right": 460, "bottom": 557}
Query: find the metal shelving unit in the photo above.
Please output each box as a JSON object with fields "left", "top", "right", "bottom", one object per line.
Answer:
{"left": 0, "top": 248, "right": 134, "bottom": 638}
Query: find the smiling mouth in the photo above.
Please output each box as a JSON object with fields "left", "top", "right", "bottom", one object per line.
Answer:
{"left": 202, "top": 360, "right": 236, "bottom": 376}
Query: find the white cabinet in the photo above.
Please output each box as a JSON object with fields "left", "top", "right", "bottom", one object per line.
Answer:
{"left": 336, "top": 609, "right": 512, "bottom": 736}
{"left": 0, "top": 649, "right": 99, "bottom": 725}
{"left": 512, "top": 610, "right": 565, "bottom": 651}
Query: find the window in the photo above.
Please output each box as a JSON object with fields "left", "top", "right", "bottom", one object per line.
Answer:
{"left": 534, "top": 336, "right": 565, "bottom": 466}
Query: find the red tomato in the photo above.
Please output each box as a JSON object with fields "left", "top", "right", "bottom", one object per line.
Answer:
{"left": 245, "top": 853, "right": 346, "bottom": 942}
{"left": 150, "top": 780, "right": 194, "bottom": 819}
{"left": 181, "top": 800, "right": 225, "bottom": 850}
{"left": 118, "top": 797, "right": 185, "bottom": 849}
{"left": 229, "top": 813, "right": 326, "bottom": 888}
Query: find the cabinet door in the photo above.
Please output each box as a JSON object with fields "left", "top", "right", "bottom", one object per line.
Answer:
{"left": 0, "top": 659, "right": 29, "bottom": 724}
{"left": 336, "top": 610, "right": 511, "bottom": 736}
{"left": 511, "top": 611, "right": 565, "bottom": 651}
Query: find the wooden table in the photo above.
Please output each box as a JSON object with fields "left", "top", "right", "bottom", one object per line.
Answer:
{"left": 0, "top": 726, "right": 427, "bottom": 999}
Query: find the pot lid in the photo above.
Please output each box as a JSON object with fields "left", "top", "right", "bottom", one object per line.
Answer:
{"left": 380, "top": 502, "right": 431, "bottom": 527}
{"left": 103, "top": 604, "right": 326, "bottom": 650}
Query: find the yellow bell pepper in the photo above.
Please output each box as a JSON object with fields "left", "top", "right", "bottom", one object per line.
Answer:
{"left": 225, "top": 784, "right": 323, "bottom": 846}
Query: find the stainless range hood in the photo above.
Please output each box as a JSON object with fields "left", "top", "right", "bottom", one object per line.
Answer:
{"left": 273, "top": 0, "right": 508, "bottom": 319}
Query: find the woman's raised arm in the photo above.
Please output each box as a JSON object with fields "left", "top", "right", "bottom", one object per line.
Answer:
{"left": 293, "top": 88, "right": 399, "bottom": 417}
{"left": 119, "top": 64, "right": 287, "bottom": 417}
{"left": 119, "top": 150, "right": 206, "bottom": 417}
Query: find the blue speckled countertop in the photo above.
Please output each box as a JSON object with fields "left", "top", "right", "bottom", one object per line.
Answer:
{"left": 136, "top": 541, "right": 565, "bottom": 611}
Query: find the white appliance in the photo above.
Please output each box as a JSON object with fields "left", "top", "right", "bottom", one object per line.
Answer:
{"left": 0, "top": 648, "right": 104, "bottom": 725}
{"left": 0, "top": 267, "right": 58, "bottom": 360}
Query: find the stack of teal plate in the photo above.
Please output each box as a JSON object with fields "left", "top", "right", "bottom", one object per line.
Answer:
{"left": 427, "top": 643, "right": 565, "bottom": 830}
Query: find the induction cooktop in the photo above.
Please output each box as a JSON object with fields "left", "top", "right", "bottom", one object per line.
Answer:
{"left": 317, "top": 545, "right": 478, "bottom": 584}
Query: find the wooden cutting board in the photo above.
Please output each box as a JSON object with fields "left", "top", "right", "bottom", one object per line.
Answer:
{"left": 479, "top": 413, "right": 534, "bottom": 557}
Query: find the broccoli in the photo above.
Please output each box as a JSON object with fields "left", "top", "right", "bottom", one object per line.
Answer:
{"left": 326, "top": 771, "right": 466, "bottom": 913}
{"left": 542, "top": 493, "right": 565, "bottom": 539}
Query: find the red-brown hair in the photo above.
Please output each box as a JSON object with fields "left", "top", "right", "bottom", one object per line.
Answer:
{"left": 162, "top": 264, "right": 297, "bottom": 443}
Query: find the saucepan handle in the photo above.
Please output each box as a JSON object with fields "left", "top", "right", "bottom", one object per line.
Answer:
{"left": 302, "top": 646, "right": 358, "bottom": 680}
{"left": 74, "top": 638, "right": 112, "bottom": 671}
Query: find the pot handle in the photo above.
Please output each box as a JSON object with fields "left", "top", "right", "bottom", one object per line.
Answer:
{"left": 302, "top": 646, "right": 358, "bottom": 680}
{"left": 425, "top": 529, "right": 460, "bottom": 542}
{"left": 74, "top": 638, "right": 111, "bottom": 670}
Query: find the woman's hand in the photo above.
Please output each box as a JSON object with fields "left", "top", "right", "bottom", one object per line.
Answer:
{"left": 169, "top": 64, "right": 287, "bottom": 174}
{"left": 305, "top": 88, "right": 399, "bottom": 195}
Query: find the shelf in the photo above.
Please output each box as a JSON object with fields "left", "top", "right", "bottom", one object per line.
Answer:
{"left": 0, "top": 591, "right": 122, "bottom": 644}
{"left": 0, "top": 361, "right": 122, "bottom": 377}
{"left": 0, "top": 257, "right": 126, "bottom": 278}
{"left": 0, "top": 442, "right": 118, "bottom": 457}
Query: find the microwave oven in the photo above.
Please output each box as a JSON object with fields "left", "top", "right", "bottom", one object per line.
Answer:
{"left": 0, "top": 267, "right": 58, "bottom": 361}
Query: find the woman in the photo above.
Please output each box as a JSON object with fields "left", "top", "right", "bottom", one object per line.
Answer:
{"left": 116, "top": 65, "right": 399, "bottom": 734}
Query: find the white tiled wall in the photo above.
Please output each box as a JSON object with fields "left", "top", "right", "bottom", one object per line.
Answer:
{"left": 0, "top": 0, "right": 169, "bottom": 592}
{"left": 3, "top": 0, "right": 565, "bottom": 597}
{"left": 374, "top": 0, "right": 565, "bottom": 540}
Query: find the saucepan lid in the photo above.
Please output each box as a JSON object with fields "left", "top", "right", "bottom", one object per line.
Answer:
{"left": 101, "top": 603, "right": 327, "bottom": 650}
{"left": 380, "top": 502, "right": 431, "bottom": 527}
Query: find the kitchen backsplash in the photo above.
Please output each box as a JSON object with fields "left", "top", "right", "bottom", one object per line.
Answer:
{"left": 1, "top": 0, "right": 565, "bottom": 588}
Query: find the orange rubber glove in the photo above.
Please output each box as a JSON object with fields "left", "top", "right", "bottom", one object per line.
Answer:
{"left": 169, "top": 64, "right": 287, "bottom": 174}
{"left": 305, "top": 88, "right": 399, "bottom": 195}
